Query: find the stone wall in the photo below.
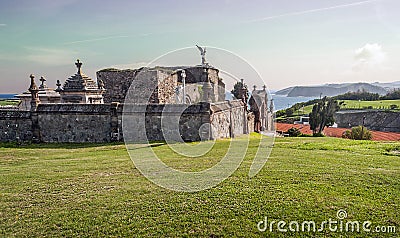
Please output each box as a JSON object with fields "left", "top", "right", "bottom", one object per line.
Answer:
{"left": 335, "top": 110, "right": 400, "bottom": 132}
{"left": 97, "top": 68, "right": 177, "bottom": 104}
{"left": 0, "top": 110, "right": 32, "bottom": 142}
{"left": 247, "top": 113, "right": 255, "bottom": 133}
{"left": 36, "top": 104, "right": 113, "bottom": 143}
{"left": 210, "top": 100, "right": 246, "bottom": 139}
{"left": 157, "top": 71, "right": 177, "bottom": 104}
{"left": 0, "top": 101, "right": 252, "bottom": 143}
{"left": 123, "top": 102, "right": 233, "bottom": 142}
{"left": 98, "top": 66, "right": 225, "bottom": 104}
{"left": 183, "top": 67, "right": 225, "bottom": 102}
{"left": 121, "top": 103, "right": 211, "bottom": 142}
{"left": 96, "top": 69, "right": 138, "bottom": 103}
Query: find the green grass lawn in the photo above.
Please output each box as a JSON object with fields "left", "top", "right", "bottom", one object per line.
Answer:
{"left": 340, "top": 99, "right": 400, "bottom": 110}
{"left": 0, "top": 99, "right": 20, "bottom": 106}
{"left": 288, "top": 99, "right": 400, "bottom": 117}
{"left": 1, "top": 137, "right": 399, "bottom": 237}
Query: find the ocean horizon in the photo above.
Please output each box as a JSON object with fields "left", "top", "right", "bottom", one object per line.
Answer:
{"left": 0, "top": 94, "right": 17, "bottom": 99}
{"left": 272, "top": 94, "right": 318, "bottom": 111}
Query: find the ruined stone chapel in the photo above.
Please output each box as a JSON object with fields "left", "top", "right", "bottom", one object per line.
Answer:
{"left": 1, "top": 48, "right": 274, "bottom": 143}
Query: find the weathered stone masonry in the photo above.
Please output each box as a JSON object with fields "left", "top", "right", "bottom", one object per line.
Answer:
{"left": 3, "top": 55, "right": 273, "bottom": 143}
{"left": 0, "top": 100, "right": 250, "bottom": 143}
{"left": 0, "top": 110, "right": 32, "bottom": 142}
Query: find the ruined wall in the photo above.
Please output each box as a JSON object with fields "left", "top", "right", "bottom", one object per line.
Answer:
{"left": 335, "top": 110, "right": 400, "bottom": 132}
{"left": 96, "top": 69, "right": 138, "bottom": 103}
{"left": 266, "top": 113, "right": 275, "bottom": 131}
{"left": 0, "top": 101, "right": 252, "bottom": 143}
{"left": 210, "top": 103, "right": 231, "bottom": 139}
{"left": 247, "top": 112, "right": 255, "bottom": 133}
{"left": 97, "top": 68, "right": 177, "bottom": 104}
{"left": 98, "top": 69, "right": 159, "bottom": 104}
{"left": 0, "top": 110, "right": 32, "bottom": 142}
{"left": 122, "top": 103, "right": 211, "bottom": 142}
{"left": 97, "top": 66, "right": 225, "bottom": 105}
{"left": 157, "top": 71, "right": 177, "bottom": 104}
{"left": 210, "top": 100, "right": 246, "bottom": 139}
{"left": 230, "top": 101, "right": 246, "bottom": 136}
{"left": 178, "top": 66, "right": 224, "bottom": 102}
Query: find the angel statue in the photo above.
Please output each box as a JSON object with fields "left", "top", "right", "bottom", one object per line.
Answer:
{"left": 196, "top": 45, "right": 207, "bottom": 66}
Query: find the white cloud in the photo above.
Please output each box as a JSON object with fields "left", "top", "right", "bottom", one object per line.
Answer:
{"left": 352, "top": 43, "right": 386, "bottom": 71}
{"left": 63, "top": 35, "right": 129, "bottom": 45}
{"left": 246, "top": 0, "right": 379, "bottom": 23}
{"left": 0, "top": 23, "right": 6, "bottom": 27}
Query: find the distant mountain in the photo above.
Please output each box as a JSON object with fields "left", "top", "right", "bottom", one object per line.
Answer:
{"left": 273, "top": 87, "right": 294, "bottom": 96}
{"left": 275, "top": 82, "right": 389, "bottom": 97}
{"left": 371, "top": 81, "right": 400, "bottom": 91}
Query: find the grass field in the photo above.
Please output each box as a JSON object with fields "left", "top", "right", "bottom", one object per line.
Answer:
{"left": 340, "top": 99, "right": 400, "bottom": 110}
{"left": 0, "top": 99, "right": 20, "bottom": 106}
{"left": 1, "top": 136, "right": 399, "bottom": 237}
{"left": 288, "top": 99, "right": 400, "bottom": 117}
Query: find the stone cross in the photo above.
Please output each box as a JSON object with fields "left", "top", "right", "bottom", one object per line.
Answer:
{"left": 98, "top": 78, "right": 105, "bottom": 89}
{"left": 39, "top": 76, "right": 46, "bottom": 89}
{"left": 75, "top": 59, "right": 82, "bottom": 74}
{"left": 55, "top": 80, "right": 62, "bottom": 92}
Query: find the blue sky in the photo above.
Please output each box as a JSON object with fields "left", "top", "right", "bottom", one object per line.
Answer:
{"left": 1, "top": 0, "right": 399, "bottom": 93}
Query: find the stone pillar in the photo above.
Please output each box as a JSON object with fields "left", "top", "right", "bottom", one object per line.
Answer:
{"left": 240, "top": 79, "right": 248, "bottom": 106}
{"left": 228, "top": 101, "right": 234, "bottom": 138}
{"left": 29, "top": 74, "right": 40, "bottom": 111}
{"left": 202, "top": 68, "right": 214, "bottom": 103}
{"left": 28, "top": 74, "right": 41, "bottom": 143}
{"left": 110, "top": 102, "right": 120, "bottom": 142}
{"left": 240, "top": 79, "right": 249, "bottom": 134}
{"left": 264, "top": 88, "right": 268, "bottom": 131}
{"left": 200, "top": 105, "right": 212, "bottom": 140}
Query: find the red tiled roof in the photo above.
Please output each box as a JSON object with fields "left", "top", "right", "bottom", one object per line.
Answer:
{"left": 276, "top": 123, "right": 400, "bottom": 141}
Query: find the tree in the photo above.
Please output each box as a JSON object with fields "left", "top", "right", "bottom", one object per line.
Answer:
{"left": 309, "top": 97, "right": 341, "bottom": 135}
{"left": 285, "top": 108, "right": 294, "bottom": 117}
{"left": 333, "top": 90, "right": 379, "bottom": 101}
{"left": 380, "top": 89, "right": 400, "bottom": 100}
{"left": 231, "top": 80, "right": 247, "bottom": 99}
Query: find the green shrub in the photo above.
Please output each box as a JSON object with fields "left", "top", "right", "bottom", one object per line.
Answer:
{"left": 390, "top": 104, "right": 399, "bottom": 110}
{"left": 342, "top": 126, "right": 372, "bottom": 140}
{"left": 312, "top": 132, "right": 325, "bottom": 137}
{"left": 342, "top": 130, "right": 352, "bottom": 139}
{"left": 286, "top": 127, "right": 301, "bottom": 137}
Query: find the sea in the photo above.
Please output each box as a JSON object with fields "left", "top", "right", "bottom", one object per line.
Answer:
{"left": 0, "top": 94, "right": 16, "bottom": 99}
{"left": 272, "top": 95, "right": 318, "bottom": 111}
{"left": 0, "top": 93, "right": 316, "bottom": 111}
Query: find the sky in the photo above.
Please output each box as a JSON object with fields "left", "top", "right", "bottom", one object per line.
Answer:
{"left": 0, "top": 0, "right": 400, "bottom": 93}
